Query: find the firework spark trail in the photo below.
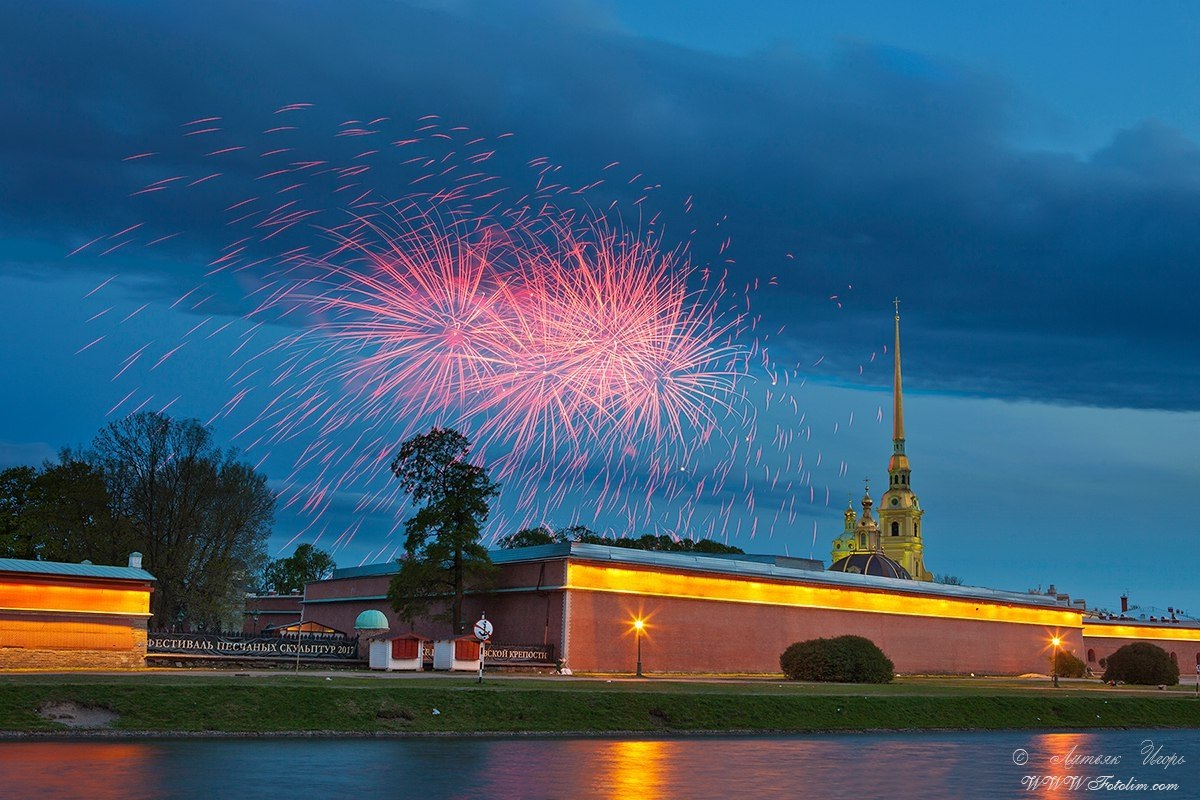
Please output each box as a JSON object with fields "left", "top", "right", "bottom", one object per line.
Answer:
{"left": 79, "top": 108, "right": 894, "bottom": 556}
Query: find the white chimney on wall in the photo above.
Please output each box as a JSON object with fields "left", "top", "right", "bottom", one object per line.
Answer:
{"left": 128, "top": 552, "right": 143, "bottom": 569}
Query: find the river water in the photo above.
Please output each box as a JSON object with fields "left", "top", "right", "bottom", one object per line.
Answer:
{"left": 1, "top": 729, "right": 1197, "bottom": 799}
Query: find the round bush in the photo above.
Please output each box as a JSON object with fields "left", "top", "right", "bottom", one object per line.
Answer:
{"left": 1053, "top": 649, "right": 1087, "bottom": 679}
{"left": 1102, "top": 642, "right": 1179, "bottom": 686}
{"left": 780, "top": 635, "right": 894, "bottom": 683}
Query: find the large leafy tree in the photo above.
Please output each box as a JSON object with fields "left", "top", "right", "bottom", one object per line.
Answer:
{"left": 84, "top": 412, "right": 274, "bottom": 630}
{"left": 0, "top": 466, "right": 38, "bottom": 559}
{"left": 0, "top": 459, "right": 131, "bottom": 563}
{"left": 262, "top": 543, "right": 337, "bottom": 594}
{"left": 387, "top": 428, "right": 498, "bottom": 633}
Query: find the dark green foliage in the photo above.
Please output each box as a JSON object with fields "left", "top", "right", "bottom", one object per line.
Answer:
{"left": 600, "top": 533, "right": 744, "bottom": 554}
{"left": 1054, "top": 649, "right": 1087, "bottom": 678}
{"left": 780, "top": 635, "right": 895, "bottom": 683}
{"left": 0, "top": 459, "right": 131, "bottom": 563}
{"left": 262, "top": 543, "right": 336, "bottom": 594}
{"left": 0, "top": 414, "right": 273, "bottom": 631}
{"left": 84, "top": 413, "right": 274, "bottom": 631}
{"left": 1102, "top": 642, "right": 1180, "bottom": 686}
{"left": 497, "top": 526, "right": 558, "bottom": 548}
{"left": 388, "top": 428, "right": 498, "bottom": 633}
{"left": 498, "top": 523, "right": 743, "bottom": 554}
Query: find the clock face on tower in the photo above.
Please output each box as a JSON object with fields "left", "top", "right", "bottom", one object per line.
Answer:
{"left": 891, "top": 498, "right": 899, "bottom": 506}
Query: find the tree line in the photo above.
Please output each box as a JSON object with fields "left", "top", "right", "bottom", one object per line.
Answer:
{"left": 2, "top": 418, "right": 744, "bottom": 634}
{"left": 1, "top": 412, "right": 275, "bottom": 630}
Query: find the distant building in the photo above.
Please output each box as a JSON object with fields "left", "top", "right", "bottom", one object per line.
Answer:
{"left": 242, "top": 592, "right": 303, "bottom": 634}
{"left": 0, "top": 554, "right": 155, "bottom": 670}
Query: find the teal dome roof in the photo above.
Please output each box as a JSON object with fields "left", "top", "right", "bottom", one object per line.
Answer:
{"left": 354, "top": 609, "right": 389, "bottom": 631}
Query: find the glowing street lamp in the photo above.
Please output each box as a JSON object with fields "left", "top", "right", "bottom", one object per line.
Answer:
{"left": 1051, "top": 636, "right": 1062, "bottom": 688}
{"left": 633, "top": 618, "right": 645, "bottom": 677}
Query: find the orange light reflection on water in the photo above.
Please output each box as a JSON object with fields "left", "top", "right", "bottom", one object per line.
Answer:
{"left": 0, "top": 741, "right": 163, "bottom": 800}
{"left": 597, "top": 739, "right": 670, "bottom": 800}
{"left": 1030, "top": 732, "right": 1096, "bottom": 800}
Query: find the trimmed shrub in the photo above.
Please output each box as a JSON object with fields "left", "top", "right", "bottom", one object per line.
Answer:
{"left": 1053, "top": 649, "right": 1087, "bottom": 679}
{"left": 1102, "top": 642, "right": 1179, "bottom": 686}
{"left": 780, "top": 635, "right": 894, "bottom": 683}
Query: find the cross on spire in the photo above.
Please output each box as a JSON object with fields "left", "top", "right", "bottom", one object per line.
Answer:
{"left": 893, "top": 296, "right": 901, "bottom": 317}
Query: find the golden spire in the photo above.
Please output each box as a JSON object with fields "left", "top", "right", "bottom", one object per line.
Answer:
{"left": 888, "top": 299, "right": 910, "bottom": 473}
{"left": 893, "top": 297, "right": 904, "bottom": 443}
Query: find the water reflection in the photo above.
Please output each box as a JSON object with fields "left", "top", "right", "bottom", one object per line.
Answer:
{"left": 0, "top": 729, "right": 1195, "bottom": 800}
{"left": 596, "top": 739, "right": 670, "bottom": 800}
{"left": 1035, "top": 732, "right": 1093, "bottom": 800}
{"left": 0, "top": 742, "right": 163, "bottom": 800}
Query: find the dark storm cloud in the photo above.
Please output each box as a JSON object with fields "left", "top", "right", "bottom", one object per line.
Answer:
{"left": 2, "top": 0, "right": 1197, "bottom": 409}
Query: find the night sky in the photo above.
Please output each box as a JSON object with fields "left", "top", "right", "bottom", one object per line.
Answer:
{"left": 2, "top": 1, "right": 1197, "bottom": 616}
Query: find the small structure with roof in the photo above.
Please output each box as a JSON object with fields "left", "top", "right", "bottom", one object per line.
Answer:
{"left": 433, "top": 634, "right": 482, "bottom": 671}
{"left": 0, "top": 553, "right": 156, "bottom": 670}
{"left": 369, "top": 631, "right": 430, "bottom": 671}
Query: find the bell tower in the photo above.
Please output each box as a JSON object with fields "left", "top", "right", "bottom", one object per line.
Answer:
{"left": 878, "top": 299, "right": 932, "bottom": 580}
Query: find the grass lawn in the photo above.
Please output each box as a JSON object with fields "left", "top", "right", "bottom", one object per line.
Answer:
{"left": 1, "top": 672, "right": 1198, "bottom": 735}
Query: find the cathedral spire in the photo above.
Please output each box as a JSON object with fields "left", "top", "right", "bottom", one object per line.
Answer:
{"left": 892, "top": 297, "right": 904, "bottom": 445}
{"left": 889, "top": 299, "right": 909, "bottom": 472}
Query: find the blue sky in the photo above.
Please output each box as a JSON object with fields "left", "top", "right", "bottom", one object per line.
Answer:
{"left": 1, "top": 1, "right": 1198, "bottom": 616}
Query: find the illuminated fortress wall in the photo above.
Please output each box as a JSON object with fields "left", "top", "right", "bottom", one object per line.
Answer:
{"left": 562, "top": 558, "right": 1083, "bottom": 675}
{"left": 294, "top": 544, "right": 1200, "bottom": 676}
{"left": 0, "top": 559, "right": 155, "bottom": 671}
{"left": 1082, "top": 622, "right": 1200, "bottom": 678}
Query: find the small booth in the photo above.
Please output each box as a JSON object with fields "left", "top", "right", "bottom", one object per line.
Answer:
{"left": 432, "top": 635, "right": 482, "bottom": 671}
{"left": 369, "top": 632, "right": 430, "bottom": 671}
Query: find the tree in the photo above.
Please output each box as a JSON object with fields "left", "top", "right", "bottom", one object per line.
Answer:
{"left": 263, "top": 543, "right": 337, "bottom": 594}
{"left": 936, "top": 574, "right": 965, "bottom": 585}
{"left": 0, "top": 458, "right": 131, "bottom": 564}
{"left": 780, "top": 635, "right": 894, "bottom": 683}
{"left": 84, "top": 412, "right": 274, "bottom": 631}
{"left": 387, "top": 428, "right": 499, "bottom": 633}
{"left": 1102, "top": 642, "right": 1180, "bottom": 686}
{"left": 1053, "top": 649, "right": 1088, "bottom": 679}
{"left": 496, "top": 523, "right": 745, "bottom": 554}
{"left": 497, "top": 525, "right": 559, "bottom": 549}
{"left": 0, "top": 466, "right": 38, "bottom": 559}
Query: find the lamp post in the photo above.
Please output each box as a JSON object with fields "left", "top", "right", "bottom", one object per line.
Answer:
{"left": 634, "top": 618, "right": 645, "bottom": 678}
{"left": 1051, "top": 636, "right": 1061, "bottom": 688}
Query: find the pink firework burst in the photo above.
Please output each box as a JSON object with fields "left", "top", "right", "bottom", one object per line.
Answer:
{"left": 258, "top": 204, "right": 746, "bottom": 515}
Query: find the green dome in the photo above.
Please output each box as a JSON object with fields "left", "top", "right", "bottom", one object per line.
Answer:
{"left": 354, "top": 609, "right": 389, "bottom": 631}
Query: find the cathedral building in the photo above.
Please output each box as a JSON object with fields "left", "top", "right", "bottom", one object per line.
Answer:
{"left": 830, "top": 301, "right": 932, "bottom": 580}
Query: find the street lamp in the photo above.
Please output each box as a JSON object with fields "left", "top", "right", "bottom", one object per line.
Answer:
{"left": 633, "top": 618, "right": 645, "bottom": 678}
{"left": 1051, "top": 636, "right": 1061, "bottom": 688}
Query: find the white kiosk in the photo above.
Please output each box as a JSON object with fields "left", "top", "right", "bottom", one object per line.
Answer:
{"left": 369, "top": 632, "right": 429, "bottom": 671}
{"left": 432, "top": 634, "right": 482, "bottom": 671}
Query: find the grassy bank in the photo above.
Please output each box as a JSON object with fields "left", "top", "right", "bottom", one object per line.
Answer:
{"left": 2, "top": 674, "right": 1199, "bottom": 735}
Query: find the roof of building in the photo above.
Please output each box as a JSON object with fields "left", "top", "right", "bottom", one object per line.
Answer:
{"left": 828, "top": 552, "right": 913, "bottom": 580}
{"left": 329, "top": 542, "right": 1067, "bottom": 610}
{"left": 0, "top": 557, "right": 155, "bottom": 582}
{"left": 354, "top": 609, "right": 390, "bottom": 630}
